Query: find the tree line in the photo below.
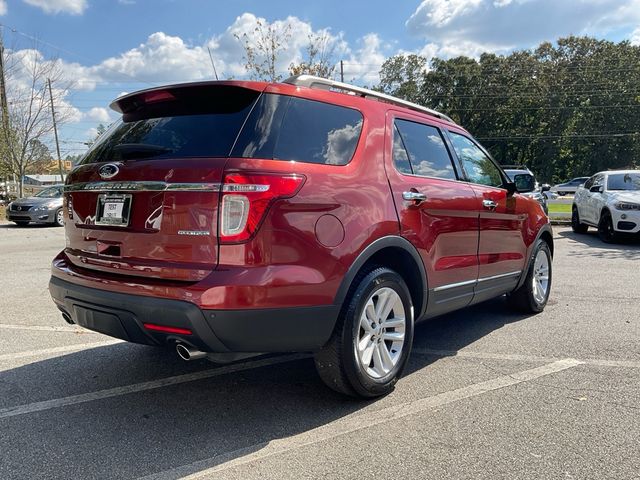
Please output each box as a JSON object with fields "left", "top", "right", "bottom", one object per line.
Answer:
{"left": 378, "top": 36, "right": 640, "bottom": 183}
{"left": 2, "top": 33, "right": 638, "bottom": 197}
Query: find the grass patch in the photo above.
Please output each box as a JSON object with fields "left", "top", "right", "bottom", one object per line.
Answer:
{"left": 548, "top": 203, "right": 572, "bottom": 214}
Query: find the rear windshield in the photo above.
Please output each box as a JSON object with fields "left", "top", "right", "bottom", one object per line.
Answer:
{"left": 80, "top": 85, "right": 260, "bottom": 164}
{"left": 81, "top": 89, "right": 363, "bottom": 166}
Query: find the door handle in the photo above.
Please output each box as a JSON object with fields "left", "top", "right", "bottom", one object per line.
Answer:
{"left": 403, "top": 191, "right": 427, "bottom": 203}
{"left": 482, "top": 199, "right": 498, "bottom": 210}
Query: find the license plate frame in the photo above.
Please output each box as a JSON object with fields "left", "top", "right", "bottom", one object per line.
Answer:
{"left": 95, "top": 193, "right": 132, "bottom": 227}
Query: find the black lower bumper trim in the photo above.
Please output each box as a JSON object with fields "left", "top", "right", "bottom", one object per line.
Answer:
{"left": 49, "top": 276, "right": 339, "bottom": 353}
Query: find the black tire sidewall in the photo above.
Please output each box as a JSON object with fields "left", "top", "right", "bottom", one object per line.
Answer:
{"left": 571, "top": 206, "right": 587, "bottom": 233}
{"left": 598, "top": 211, "right": 616, "bottom": 243}
{"left": 571, "top": 207, "right": 580, "bottom": 231}
{"left": 340, "top": 269, "right": 414, "bottom": 398}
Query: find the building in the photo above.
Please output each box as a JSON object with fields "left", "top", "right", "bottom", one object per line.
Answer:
{"left": 22, "top": 174, "right": 66, "bottom": 186}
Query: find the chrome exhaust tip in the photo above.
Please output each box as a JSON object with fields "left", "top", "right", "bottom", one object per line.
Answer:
{"left": 62, "top": 313, "right": 74, "bottom": 325}
{"left": 176, "top": 343, "right": 206, "bottom": 361}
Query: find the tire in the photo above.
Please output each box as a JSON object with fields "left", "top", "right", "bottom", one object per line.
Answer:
{"left": 598, "top": 210, "right": 617, "bottom": 243}
{"left": 314, "top": 267, "right": 414, "bottom": 398}
{"left": 14, "top": 221, "right": 29, "bottom": 227}
{"left": 508, "top": 240, "right": 552, "bottom": 313}
{"left": 54, "top": 208, "right": 64, "bottom": 227}
{"left": 571, "top": 206, "right": 588, "bottom": 234}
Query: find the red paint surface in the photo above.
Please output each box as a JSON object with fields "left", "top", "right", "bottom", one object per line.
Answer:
{"left": 53, "top": 80, "right": 549, "bottom": 312}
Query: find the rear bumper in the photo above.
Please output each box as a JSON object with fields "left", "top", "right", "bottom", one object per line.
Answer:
{"left": 49, "top": 276, "right": 339, "bottom": 353}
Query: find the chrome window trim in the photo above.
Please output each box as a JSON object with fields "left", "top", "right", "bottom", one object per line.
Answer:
{"left": 64, "top": 182, "right": 222, "bottom": 192}
{"left": 433, "top": 270, "right": 522, "bottom": 292}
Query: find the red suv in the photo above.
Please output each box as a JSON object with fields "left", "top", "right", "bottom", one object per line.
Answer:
{"left": 49, "top": 75, "right": 553, "bottom": 397}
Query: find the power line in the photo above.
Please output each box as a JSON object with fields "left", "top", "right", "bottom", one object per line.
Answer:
{"left": 476, "top": 132, "right": 640, "bottom": 140}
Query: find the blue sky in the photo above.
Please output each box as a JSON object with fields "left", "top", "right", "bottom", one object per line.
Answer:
{"left": 2, "top": 0, "right": 640, "bottom": 158}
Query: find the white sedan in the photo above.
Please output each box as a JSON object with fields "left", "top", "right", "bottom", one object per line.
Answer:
{"left": 572, "top": 170, "right": 640, "bottom": 242}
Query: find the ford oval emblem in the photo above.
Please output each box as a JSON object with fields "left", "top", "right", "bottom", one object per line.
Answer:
{"left": 99, "top": 163, "right": 119, "bottom": 180}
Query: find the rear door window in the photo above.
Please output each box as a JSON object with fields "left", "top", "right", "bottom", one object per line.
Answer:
{"left": 393, "top": 119, "right": 456, "bottom": 179}
{"left": 232, "top": 94, "right": 363, "bottom": 165}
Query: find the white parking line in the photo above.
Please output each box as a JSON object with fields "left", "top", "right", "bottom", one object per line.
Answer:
{"left": 139, "top": 358, "right": 583, "bottom": 480}
{"left": 0, "top": 323, "right": 95, "bottom": 334}
{"left": 0, "top": 339, "right": 123, "bottom": 362}
{"left": 0, "top": 354, "right": 308, "bottom": 420}
{"left": 412, "top": 347, "right": 640, "bottom": 369}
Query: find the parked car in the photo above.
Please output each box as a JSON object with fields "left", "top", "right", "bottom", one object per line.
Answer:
{"left": 552, "top": 177, "right": 590, "bottom": 196}
{"left": 503, "top": 166, "right": 550, "bottom": 214}
{"left": 572, "top": 170, "right": 640, "bottom": 242}
{"left": 7, "top": 185, "right": 64, "bottom": 227}
{"left": 49, "top": 76, "right": 553, "bottom": 397}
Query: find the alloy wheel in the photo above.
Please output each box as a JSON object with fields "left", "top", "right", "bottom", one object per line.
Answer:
{"left": 355, "top": 287, "right": 406, "bottom": 379}
{"left": 531, "top": 249, "right": 550, "bottom": 304}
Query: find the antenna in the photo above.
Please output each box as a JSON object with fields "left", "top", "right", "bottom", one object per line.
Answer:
{"left": 207, "top": 47, "right": 219, "bottom": 81}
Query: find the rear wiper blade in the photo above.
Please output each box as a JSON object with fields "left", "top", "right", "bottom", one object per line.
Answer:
{"left": 112, "top": 143, "right": 173, "bottom": 159}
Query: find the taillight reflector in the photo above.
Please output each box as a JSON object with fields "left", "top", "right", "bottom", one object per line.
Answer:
{"left": 143, "top": 323, "right": 192, "bottom": 335}
{"left": 219, "top": 173, "right": 305, "bottom": 243}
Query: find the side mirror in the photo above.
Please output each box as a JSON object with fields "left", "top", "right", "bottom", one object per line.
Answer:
{"left": 541, "top": 184, "right": 551, "bottom": 192}
{"left": 590, "top": 185, "right": 603, "bottom": 193}
{"left": 513, "top": 174, "right": 535, "bottom": 193}
{"left": 504, "top": 181, "right": 517, "bottom": 195}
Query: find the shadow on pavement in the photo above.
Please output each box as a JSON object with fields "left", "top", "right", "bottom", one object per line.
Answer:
{"left": 557, "top": 228, "right": 640, "bottom": 260}
{"left": 0, "top": 298, "right": 531, "bottom": 479}
{"left": 0, "top": 222, "right": 59, "bottom": 229}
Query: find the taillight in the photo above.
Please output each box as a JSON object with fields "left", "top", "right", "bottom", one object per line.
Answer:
{"left": 219, "top": 173, "right": 305, "bottom": 243}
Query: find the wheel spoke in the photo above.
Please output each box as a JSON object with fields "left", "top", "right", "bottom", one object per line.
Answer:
{"left": 361, "top": 342, "right": 375, "bottom": 366}
{"left": 371, "top": 343, "right": 384, "bottom": 375}
{"left": 374, "top": 290, "right": 392, "bottom": 321}
{"left": 382, "top": 317, "right": 404, "bottom": 329}
{"left": 358, "top": 332, "right": 373, "bottom": 352}
{"left": 364, "top": 301, "right": 376, "bottom": 323}
{"left": 378, "top": 294, "right": 396, "bottom": 323}
{"left": 378, "top": 343, "right": 394, "bottom": 372}
{"left": 360, "top": 312, "right": 373, "bottom": 333}
{"left": 382, "top": 331, "right": 404, "bottom": 342}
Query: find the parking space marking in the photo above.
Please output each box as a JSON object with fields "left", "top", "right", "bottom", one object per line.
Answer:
{"left": 0, "top": 323, "right": 95, "bottom": 334}
{"left": 0, "top": 354, "right": 308, "bottom": 420}
{"left": 0, "top": 339, "right": 123, "bottom": 363}
{"left": 412, "top": 347, "right": 640, "bottom": 369}
{"left": 140, "top": 359, "right": 583, "bottom": 480}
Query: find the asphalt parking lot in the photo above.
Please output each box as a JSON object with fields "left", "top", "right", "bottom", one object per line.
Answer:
{"left": 1, "top": 222, "right": 639, "bottom": 480}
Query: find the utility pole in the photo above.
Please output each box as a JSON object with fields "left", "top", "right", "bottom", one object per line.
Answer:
{"left": 47, "top": 78, "right": 64, "bottom": 180}
{"left": 0, "top": 28, "right": 13, "bottom": 194}
{"left": 0, "top": 29, "right": 10, "bottom": 139}
{"left": 340, "top": 60, "right": 344, "bottom": 82}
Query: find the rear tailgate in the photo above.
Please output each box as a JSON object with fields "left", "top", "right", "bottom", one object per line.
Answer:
{"left": 63, "top": 83, "right": 263, "bottom": 282}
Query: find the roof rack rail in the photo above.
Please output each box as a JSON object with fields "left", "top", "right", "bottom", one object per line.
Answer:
{"left": 283, "top": 74, "right": 456, "bottom": 124}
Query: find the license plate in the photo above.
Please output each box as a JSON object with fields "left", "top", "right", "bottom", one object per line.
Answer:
{"left": 95, "top": 194, "right": 132, "bottom": 227}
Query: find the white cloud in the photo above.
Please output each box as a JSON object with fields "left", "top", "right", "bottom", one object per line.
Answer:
{"left": 340, "top": 33, "right": 387, "bottom": 84}
{"left": 22, "top": 0, "right": 87, "bottom": 15}
{"left": 84, "top": 107, "right": 111, "bottom": 123}
{"left": 411, "top": 0, "right": 482, "bottom": 28}
{"left": 632, "top": 27, "right": 640, "bottom": 45}
{"left": 407, "top": 0, "right": 640, "bottom": 56}
{"left": 0, "top": 1, "right": 7, "bottom": 15}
